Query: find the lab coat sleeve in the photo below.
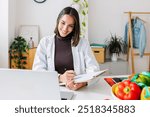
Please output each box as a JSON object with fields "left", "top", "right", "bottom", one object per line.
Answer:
{"left": 83, "top": 39, "right": 100, "bottom": 73}
{"left": 32, "top": 38, "right": 48, "bottom": 71}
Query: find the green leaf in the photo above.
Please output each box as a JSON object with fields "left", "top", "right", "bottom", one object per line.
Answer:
{"left": 84, "top": 0, "right": 88, "bottom": 7}
{"left": 82, "top": 10, "right": 86, "bottom": 16}
{"left": 73, "top": 0, "right": 80, "bottom": 3}
{"left": 9, "top": 36, "right": 29, "bottom": 69}
{"left": 82, "top": 22, "right": 86, "bottom": 27}
{"left": 105, "top": 34, "right": 127, "bottom": 56}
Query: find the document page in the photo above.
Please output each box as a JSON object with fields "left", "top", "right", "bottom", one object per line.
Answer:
{"left": 74, "top": 69, "right": 108, "bottom": 83}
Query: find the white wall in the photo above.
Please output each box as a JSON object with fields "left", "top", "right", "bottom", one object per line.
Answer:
{"left": 89, "top": 0, "right": 150, "bottom": 43}
{"left": 0, "top": 0, "right": 16, "bottom": 68}
{"left": 0, "top": 0, "right": 72, "bottom": 68}
{"left": 9, "top": 0, "right": 16, "bottom": 45}
{"left": 89, "top": 0, "right": 150, "bottom": 73}
{"left": 0, "top": 0, "right": 9, "bottom": 68}
{"left": 15, "top": 0, "right": 72, "bottom": 39}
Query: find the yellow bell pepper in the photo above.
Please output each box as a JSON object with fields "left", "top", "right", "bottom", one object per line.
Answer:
{"left": 140, "top": 87, "right": 150, "bottom": 100}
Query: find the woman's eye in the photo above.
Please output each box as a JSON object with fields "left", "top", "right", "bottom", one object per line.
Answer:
{"left": 69, "top": 25, "right": 74, "bottom": 28}
{"left": 61, "top": 22, "right": 65, "bottom": 25}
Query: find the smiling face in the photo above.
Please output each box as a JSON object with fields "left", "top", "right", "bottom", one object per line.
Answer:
{"left": 58, "top": 14, "right": 75, "bottom": 37}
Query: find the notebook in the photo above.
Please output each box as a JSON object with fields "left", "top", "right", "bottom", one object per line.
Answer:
{"left": 0, "top": 69, "right": 74, "bottom": 100}
{"left": 74, "top": 69, "right": 108, "bottom": 83}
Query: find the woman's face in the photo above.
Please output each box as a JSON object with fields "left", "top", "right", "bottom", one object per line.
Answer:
{"left": 58, "top": 14, "right": 75, "bottom": 37}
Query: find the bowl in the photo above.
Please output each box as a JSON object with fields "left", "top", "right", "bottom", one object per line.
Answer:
{"left": 111, "top": 83, "right": 121, "bottom": 100}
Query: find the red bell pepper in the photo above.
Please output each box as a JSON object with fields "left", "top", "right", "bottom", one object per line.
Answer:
{"left": 115, "top": 80, "right": 141, "bottom": 100}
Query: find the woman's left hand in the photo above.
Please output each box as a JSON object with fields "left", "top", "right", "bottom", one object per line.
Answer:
{"left": 66, "top": 81, "right": 87, "bottom": 90}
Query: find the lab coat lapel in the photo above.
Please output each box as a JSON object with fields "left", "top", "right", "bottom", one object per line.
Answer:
{"left": 72, "top": 46, "right": 80, "bottom": 75}
{"left": 47, "top": 36, "right": 55, "bottom": 71}
{"left": 51, "top": 39, "right": 55, "bottom": 71}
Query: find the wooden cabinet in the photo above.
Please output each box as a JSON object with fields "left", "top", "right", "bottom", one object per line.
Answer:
{"left": 92, "top": 48, "right": 105, "bottom": 63}
{"left": 10, "top": 48, "right": 36, "bottom": 69}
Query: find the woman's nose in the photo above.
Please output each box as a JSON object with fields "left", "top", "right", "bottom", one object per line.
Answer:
{"left": 63, "top": 25, "right": 68, "bottom": 31}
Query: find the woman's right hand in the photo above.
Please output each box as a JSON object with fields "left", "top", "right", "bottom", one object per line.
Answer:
{"left": 59, "top": 70, "right": 87, "bottom": 90}
{"left": 59, "top": 70, "right": 75, "bottom": 84}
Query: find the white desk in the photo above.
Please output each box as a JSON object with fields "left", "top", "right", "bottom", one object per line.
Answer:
{"left": 60, "top": 75, "right": 129, "bottom": 100}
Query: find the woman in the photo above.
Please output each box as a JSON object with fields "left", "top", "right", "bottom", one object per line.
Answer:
{"left": 32, "top": 7, "right": 100, "bottom": 90}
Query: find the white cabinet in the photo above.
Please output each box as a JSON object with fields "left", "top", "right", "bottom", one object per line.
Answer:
{"left": 100, "top": 59, "right": 129, "bottom": 75}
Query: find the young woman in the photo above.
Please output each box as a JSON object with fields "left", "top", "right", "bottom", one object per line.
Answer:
{"left": 32, "top": 7, "right": 100, "bottom": 90}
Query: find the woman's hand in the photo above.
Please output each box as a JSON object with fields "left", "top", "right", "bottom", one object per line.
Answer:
{"left": 66, "top": 81, "right": 87, "bottom": 90}
{"left": 59, "top": 70, "right": 75, "bottom": 83}
{"left": 59, "top": 70, "right": 87, "bottom": 90}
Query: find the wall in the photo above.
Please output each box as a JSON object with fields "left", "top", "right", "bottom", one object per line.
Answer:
{"left": 0, "top": 0, "right": 16, "bottom": 68}
{"left": 0, "top": 0, "right": 9, "bottom": 68}
{"left": 15, "top": 0, "right": 72, "bottom": 39}
{"left": 89, "top": 0, "right": 150, "bottom": 73}
{"left": 0, "top": 0, "right": 72, "bottom": 68}
{"left": 9, "top": 0, "right": 16, "bottom": 45}
{"left": 89, "top": 0, "right": 150, "bottom": 43}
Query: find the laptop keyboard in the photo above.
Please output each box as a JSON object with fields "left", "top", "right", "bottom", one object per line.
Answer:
{"left": 60, "top": 91, "right": 74, "bottom": 100}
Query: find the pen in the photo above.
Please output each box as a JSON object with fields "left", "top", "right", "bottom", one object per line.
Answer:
{"left": 64, "top": 68, "right": 67, "bottom": 71}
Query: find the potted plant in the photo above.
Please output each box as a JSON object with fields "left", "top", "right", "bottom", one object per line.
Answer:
{"left": 106, "top": 34, "right": 127, "bottom": 61}
{"left": 9, "top": 36, "right": 29, "bottom": 69}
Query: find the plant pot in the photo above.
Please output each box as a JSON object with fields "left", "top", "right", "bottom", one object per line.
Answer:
{"left": 111, "top": 53, "right": 118, "bottom": 62}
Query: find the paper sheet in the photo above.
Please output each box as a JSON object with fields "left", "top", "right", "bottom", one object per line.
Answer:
{"left": 74, "top": 69, "right": 108, "bottom": 83}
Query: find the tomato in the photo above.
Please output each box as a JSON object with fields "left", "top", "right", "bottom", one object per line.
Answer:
{"left": 115, "top": 80, "right": 141, "bottom": 100}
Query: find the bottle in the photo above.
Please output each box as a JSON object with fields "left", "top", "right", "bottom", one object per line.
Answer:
{"left": 28, "top": 37, "right": 34, "bottom": 49}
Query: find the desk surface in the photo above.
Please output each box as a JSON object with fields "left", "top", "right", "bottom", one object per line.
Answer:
{"left": 60, "top": 75, "right": 129, "bottom": 100}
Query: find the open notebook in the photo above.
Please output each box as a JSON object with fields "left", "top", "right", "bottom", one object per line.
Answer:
{"left": 74, "top": 69, "right": 108, "bottom": 83}
{"left": 60, "top": 69, "right": 108, "bottom": 85}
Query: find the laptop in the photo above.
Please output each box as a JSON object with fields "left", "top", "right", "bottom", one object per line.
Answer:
{"left": 0, "top": 69, "right": 74, "bottom": 100}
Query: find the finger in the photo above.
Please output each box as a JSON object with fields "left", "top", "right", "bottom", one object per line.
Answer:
{"left": 65, "top": 76, "right": 73, "bottom": 81}
{"left": 66, "top": 70, "right": 75, "bottom": 75}
{"left": 66, "top": 70, "right": 74, "bottom": 73}
{"left": 66, "top": 75, "right": 75, "bottom": 81}
{"left": 66, "top": 81, "right": 76, "bottom": 90}
{"left": 72, "top": 83, "right": 86, "bottom": 90}
{"left": 66, "top": 73, "right": 75, "bottom": 77}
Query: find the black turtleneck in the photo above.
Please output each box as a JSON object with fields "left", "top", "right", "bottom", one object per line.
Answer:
{"left": 54, "top": 35, "right": 74, "bottom": 74}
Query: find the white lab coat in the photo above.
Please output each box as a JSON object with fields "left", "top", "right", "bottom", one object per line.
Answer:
{"left": 32, "top": 35, "right": 100, "bottom": 75}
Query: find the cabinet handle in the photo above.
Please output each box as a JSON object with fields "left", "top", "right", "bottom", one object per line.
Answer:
{"left": 94, "top": 51, "right": 100, "bottom": 53}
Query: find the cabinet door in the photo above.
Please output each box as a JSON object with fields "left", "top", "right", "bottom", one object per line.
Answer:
{"left": 10, "top": 48, "right": 36, "bottom": 69}
{"left": 28, "top": 48, "right": 36, "bottom": 69}
{"left": 92, "top": 48, "right": 105, "bottom": 63}
{"left": 10, "top": 52, "right": 28, "bottom": 69}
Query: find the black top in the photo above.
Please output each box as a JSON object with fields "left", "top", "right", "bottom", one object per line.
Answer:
{"left": 54, "top": 35, "right": 74, "bottom": 74}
